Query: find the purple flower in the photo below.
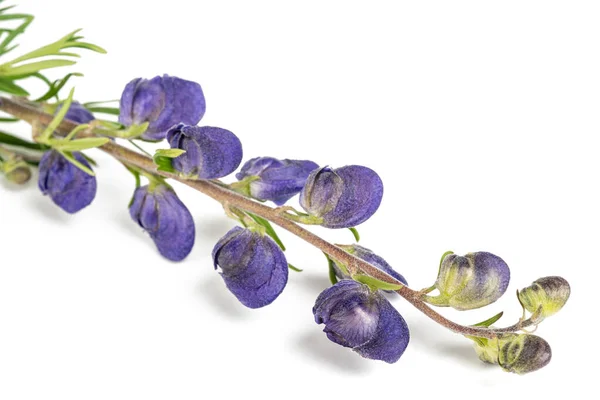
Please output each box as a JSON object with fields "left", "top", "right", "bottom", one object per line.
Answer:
{"left": 235, "top": 157, "right": 319, "bottom": 205}
{"left": 166, "top": 124, "right": 243, "bottom": 179}
{"left": 57, "top": 101, "right": 95, "bottom": 124}
{"left": 38, "top": 150, "right": 97, "bottom": 213}
{"left": 300, "top": 165, "right": 383, "bottom": 229}
{"left": 119, "top": 75, "right": 206, "bottom": 141}
{"left": 212, "top": 226, "right": 288, "bottom": 308}
{"left": 129, "top": 184, "right": 195, "bottom": 261}
{"left": 313, "top": 280, "right": 410, "bottom": 363}
{"left": 429, "top": 252, "right": 510, "bottom": 310}
{"left": 333, "top": 244, "right": 408, "bottom": 288}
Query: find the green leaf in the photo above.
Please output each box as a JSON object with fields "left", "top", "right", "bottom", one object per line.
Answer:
{"left": 348, "top": 227, "right": 360, "bottom": 242}
{"left": 352, "top": 274, "right": 404, "bottom": 291}
{"left": 85, "top": 106, "right": 119, "bottom": 116}
{"left": 52, "top": 137, "right": 109, "bottom": 152}
{"left": 328, "top": 257, "right": 339, "bottom": 285}
{"left": 34, "top": 72, "right": 82, "bottom": 102}
{"left": 0, "top": 131, "right": 45, "bottom": 150}
{"left": 472, "top": 312, "right": 504, "bottom": 327}
{"left": 0, "top": 77, "right": 29, "bottom": 95}
{"left": 247, "top": 212, "right": 286, "bottom": 251}
{"left": 154, "top": 148, "right": 186, "bottom": 158}
{"left": 153, "top": 155, "right": 176, "bottom": 174}
{"left": 288, "top": 263, "right": 303, "bottom": 272}
{"left": 0, "top": 59, "right": 76, "bottom": 76}
{"left": 57, "top": 150, "right": 94, "bottom": 176}
{"left": 39, "top": 88, "right": 74, "bottom": 142}
{"left": 0, "top": 117, "right": 19, "bottom": 123}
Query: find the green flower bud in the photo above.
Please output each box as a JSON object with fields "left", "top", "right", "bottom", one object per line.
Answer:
{"left": 518, "top": 276, "right": 570, "bottom": 320}
{"left": 1, "top": 158, "right": 31, "bottom": 184}
{"left": 472, "top": 334, "right": 552, "bottom": 374}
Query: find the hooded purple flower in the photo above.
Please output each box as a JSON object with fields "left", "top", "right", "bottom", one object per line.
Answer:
{"left": 235, "top": 157, "right": 319, "bottom": 205}
{"left": 166, "top": 124, "right": 243, "bottom": 179}
{"left": 428, "top": 251, "right": 510, "bottom": 310}
{"left": 119, "top": 75, "right": 206, "bottom": 141}
{"left": 129, "top": 184, "right": 195, "bottom": 261}
{"left": 57, "top": 101, "right": 95, "bottom": 124}
{"left": 300, "top": 165, "right": 383, "bottom": 229}
{"left": 313, "top": 280, "right": 410, "bottom": 363}
{"left": 212, "top": 226, "right": 288, "bottom": 308}
{"left": 38, "top": 150, "right": 97, "bottom": 213}
{"left": 333, "top": 244, "right": 408, "bottom": 289}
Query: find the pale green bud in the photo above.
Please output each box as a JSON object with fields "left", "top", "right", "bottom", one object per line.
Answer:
{"left": 1, "top": 158, "right": 31, "bottom": 184}
{"left": 518, "top": 276, "right": 570, "bottom": 320}
{"left": 472, "top": 334, "right": 552, "bottom": 374}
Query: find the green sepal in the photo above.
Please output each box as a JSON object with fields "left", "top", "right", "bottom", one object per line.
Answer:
{"left": 352, "top": 274, "right": 404, "bottom": 291}
{"left": 288, "top": 263, "right": 303, "bottom": 272}
{"left": 38, "top": 87, "right": 74, "bottom": 143}
{"left": 153, "top": 149, "right": 185, "bottom": 173}
{"left": 57, "top": 150, "right": 94, "bottom": 176}
{"left": 98, "top": 122, "right": 148, "bottom": 139}
{"left": 472, "top": 311, "right": 504, "bottom": 327}
{"left": 247, "top": 212, "right": 286, "bottom": 251}
{"left": 348, "top": 227, "right": 360, "bottom": 242}
{"left": 52, "top": 137, "right": 109, "bottom": 152}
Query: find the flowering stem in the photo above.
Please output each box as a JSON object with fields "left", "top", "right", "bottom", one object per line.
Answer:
{"left": 0, "top": 96, "right": 536, "bottom": 339}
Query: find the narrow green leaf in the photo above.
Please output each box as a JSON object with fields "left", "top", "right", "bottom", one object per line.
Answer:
{"left": 83, "top": 100, "right": 119, "bottom": 107}
{"left": 288, "top": 263, "right": 303, "bottom": 272}
{"left": 154, "top": 148, "right": 186, "bottom": 158}
{"left": 0, "top": 117, "right": 19, "bottom": 123}
{"left": 39, "top": 88, "right": 74, "bottom": 142}
{"left": 34, "top": 72, "right": 83, "bottom": 102}
{"left": 348, "top": 227, "right": 360, "bottom": 242}
{"left": 0, "top": 77, "right": 29, "bottom": 95}
{"left": 53, "top": 137, "right": 109, "bottom": 152}
{"left": 85, "top": 106, "right": 119, "bottom": 116}
{"left": 328, "top": 257, "right": 339, "bottom": 285}
{"left": 247, "top": 212, "right": 286, "bottom": 251}
{"left": 58, "top": 150, "right": 94, "bottom": 176}
{"left": 1, "top": 59, "right": 76, "bottom": 76}
{"left": 81, "top": 153, "right": 97, "bottom": 167}
{"left": 472, "top": 311, "right": 504, "bottom": 327}
{"left": 64, "top": 41, "right": 107, "bottom": 54}
{"left": 0, "top": 131, "right": 45, "bottom": 150}
{"left": 352, "top": 274, "right": 404, "bottom": 291}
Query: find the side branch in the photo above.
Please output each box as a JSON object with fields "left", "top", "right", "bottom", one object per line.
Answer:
{"left": 0, "top": 96, "right": 536, "bottom": 339}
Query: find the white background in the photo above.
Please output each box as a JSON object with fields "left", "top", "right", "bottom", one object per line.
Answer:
{"left": 0, "top": 0, "right": 597, "bottom": 398}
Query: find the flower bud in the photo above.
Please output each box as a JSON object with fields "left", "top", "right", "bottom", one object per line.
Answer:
{"left": 429, "top": 252, "right": 510, "bottom": 310}
{"left": 1, "top": 158, "right": 31, "bottom": 184}
{"left": 235, "top": 157, "right": 319, "bottom": 205}
{"left": 518, "top": 276, "right": 570, "bottom": 319}
{"left": 38, "top": 150, "right": 97, "bottom": 213}
{"left": 299, "top": 165, "right": 383, "bottom": 229}
{"left": 166, "top": 124, "right": 243, "bottom": 179}
{"left": 119, "top": 75, "right": 206, "bottom": 141}
{"left": 313, "top": 280, "right": 410, "bottom": 363}
{"left": 212, "top": 226, "right": 288, "bottom": 308}
{"left": 129, "top": 184, "right": 195, "bottom": 261}
{"left": 473, "top": 334, "right": 552, "bottom": 374}
{"left": 57, "top": 101, "right": 95, "bottom": 124}
{"left": 333, "top": 244, "right": 408, "bottom": 289}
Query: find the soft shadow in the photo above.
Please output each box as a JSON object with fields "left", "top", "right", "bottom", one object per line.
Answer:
{"left": 295, "top": 330, "right": 372, "bottom": 374}
{"left": 195, "top": 215, "right": 236, "bottom": 243}
{"left": 26, "top": 194, "right": 70, "bottom": 223}
{"left": 0, "top": 177, "right": 33, "bottom": 193}
{"left": 195, "top": 276, "right": 251, "bottom": 320}
{"left": 295, "top": 272, "right": 331, "bottom": 294}
{"left": 408, "top": 320, "right": 491, "bottom": 369}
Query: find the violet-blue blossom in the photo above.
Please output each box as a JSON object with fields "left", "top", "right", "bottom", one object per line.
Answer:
{"left": 235, "top": 157, "right": 319, "bottom": 205}
{"left": 300, "top": 165, "right": 383, "bottom": 229}
{"left": 129, "top": 184, "right": 195, "bottom": 261}
{"left": 166, "top": 124, "right": 243, "bottom": 179}
{"left": 313, "top": 279, "right": 410, "bottom": 363}
{"left": 119, "top": 75, "right": 206, "bottom": 141}
{"left": 333, "top": 244, "right": 408, "bottom": 288}
{"left": 212, "top": 226, "right": 288, "bottom": 308}
{"left": 38, "top": 150, "right": 97, "bottom": 213}
{"left": 428, "top": 252, "right": 510, "bottom": 310}
{"left": 57, "top": 101, "right": 94, "bottom": 124}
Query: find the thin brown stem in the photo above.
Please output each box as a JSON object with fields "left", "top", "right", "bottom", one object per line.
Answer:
{"left": 0, "top": 95, "right": 536, "bottom": 339}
